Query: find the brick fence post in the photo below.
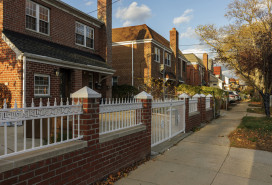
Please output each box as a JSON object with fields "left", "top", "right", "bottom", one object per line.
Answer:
{"left": 135, "top": 91, "right": 152, "bottom": 147}
{"left": 71, "top": 86, "right": 101, "bottom": 146}
{"left": 179, "top": 93, "right": 189, "bottom": 132}
{"left": 200, "top": 94, "right": 206, "bottom": 123}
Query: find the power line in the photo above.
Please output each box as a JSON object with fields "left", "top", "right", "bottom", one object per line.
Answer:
{"left": 86, "top": 0, "right": 121, "bottom": 15}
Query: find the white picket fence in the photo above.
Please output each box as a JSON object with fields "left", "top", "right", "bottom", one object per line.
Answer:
{"left": 206, "top": 98, "right": 211, "bottom": 109}
{"left": 0, "top": 98, "right": 83, "bottom": 159}
{"left": 151, "top": 99, "right": 186, "bottom": 147}
{"left": 99, "top": 99, "right": 142, "bottom": 134}
{"left": 189, "top": 99, "right": 198, "bottom": 113}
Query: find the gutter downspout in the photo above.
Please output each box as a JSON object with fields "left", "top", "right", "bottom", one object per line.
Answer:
{"left": 132, "top": 42, "right": 134, "bottom": 86}
{"left": 22, "top": 56, "right": 26, "bottom": 107}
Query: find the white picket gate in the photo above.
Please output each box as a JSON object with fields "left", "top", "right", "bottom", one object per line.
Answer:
{"left": 151, "top": 99, "right": 186, "bottom": 147}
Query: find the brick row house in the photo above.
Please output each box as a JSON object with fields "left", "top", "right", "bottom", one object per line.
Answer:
{"left": 184, "top": 53, "right": 210, "bottom": 86}
{"left": 112, "top": 24, "right": 188, "bottom": 98}
{"left": 0, "top": 0, "right": 114, "bottom": 108}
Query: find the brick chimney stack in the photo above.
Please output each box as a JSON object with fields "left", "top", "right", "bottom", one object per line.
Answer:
{"left": 170, "top": 28, "right": 179, "bottom": 81}
{"left": 97, "top": 0, "right": 112, "bottom": 64}
{"left": 203, "top": 53, "right": 209, "bottom": 86}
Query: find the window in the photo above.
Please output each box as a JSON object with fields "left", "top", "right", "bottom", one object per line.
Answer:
{"left": 34, "top": 74, "right": 50, "bottom": 96}
{"left": 112, "top": 76, "right": 118, "bottom": 86}
{"left": 76, "top": 22, "right": 94, "bottom": 49}
{"left": 183, "top": 61, "right": 186, "bottom": 72}
{"left": 26, "top": 0, "right": 49, "bottom": 34}
{"left": 165, "top": 53, "right": 171, "bottom": 66}
{"left": 88, "top": 73, "right": 93, "bottom": 89}
{"left": 154, "top": 47, "right": 160, "bottom": 62}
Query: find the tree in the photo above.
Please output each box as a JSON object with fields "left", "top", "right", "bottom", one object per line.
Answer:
{"left": 196, "top": 0, "right": 272, "bottom": 117}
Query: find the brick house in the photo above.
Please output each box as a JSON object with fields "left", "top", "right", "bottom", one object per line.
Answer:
{"left": 184, "top": 53, "right": 208, "bottom": 86}
{"left": 112, "top": 25, "right": 188, "bottom": 98}
{"left": 0, "top": 0, "right": 115, "bottom": 108}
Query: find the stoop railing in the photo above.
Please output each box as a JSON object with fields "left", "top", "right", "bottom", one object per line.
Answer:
{"left": 99, "top": 99, "right": 143, "bottom": 134}
{"left": 151, "top": 99, "right": 186, "bottom": 147}
{"left": 0, "top": 98, "right": 83, "bottom": 159}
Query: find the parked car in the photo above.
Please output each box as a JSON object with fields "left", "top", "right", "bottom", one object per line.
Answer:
{"left": 233, "top": 91, "right": 241, "bottom": 101}
{"left": 228, "top": 91, "right": 236, "bottom": 103}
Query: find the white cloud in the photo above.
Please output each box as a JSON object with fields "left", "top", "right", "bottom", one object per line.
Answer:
{"left": 173, "top": 9, "right": 193, "bottom": 25}
{"left": 222, "top": 70, "right": 236, "bottom": 78}
{"left": 116, "top": 2, "right": 152, "bottom": 27}
{"left": 180, "top": 27, "right": 198, "bottom": 39}
{"left": 84, "top": 0, "right": 93, "bottom": 6}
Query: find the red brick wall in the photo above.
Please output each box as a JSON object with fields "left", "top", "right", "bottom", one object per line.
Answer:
{"left": 25, "top": 61, "right": 60, "bottom": 107}
{"left": 0, "top": 39, "right": 22, "bottom": 108}
{"left": 1, "top": 0, "right": 105, "bottom": 59}
{"left": 187, "top": 113, "right": 201, "bottom": 132}
{"left": 186, "top": 64, "right": 201, "bottom": 86}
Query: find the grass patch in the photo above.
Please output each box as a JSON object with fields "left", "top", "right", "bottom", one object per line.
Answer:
{"left": 248, "top": 103, "right": 262, "bottom": 107}
{"left": 247, "top": 107, "right": 272, "bottom": 114}
{"left": 229, "top": 116, "right": 272, "bottom": 152}
{"left": 239, "top": 116, "right": 272, "bottom": 131}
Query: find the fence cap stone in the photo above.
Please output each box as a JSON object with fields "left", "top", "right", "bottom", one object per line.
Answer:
{"left": 71, "top": 86, "right": 101, "bottom": 98}
{"left": 200, "top": 94, "right": 206, "bottom": 97}
{"left": 206, "top": 94, "right": 213, "bottom": 98}
{"left": 179, "top": 93, "right": 189, "bottom": 98}
{"left": 193, "top": 94, "right": 201, "bottom": 98}
{"left": 134, "top": 91, "right": 152, "bottom": 100}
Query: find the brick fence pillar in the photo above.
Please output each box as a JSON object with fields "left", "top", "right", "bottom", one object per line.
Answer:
{"left": 200, "top": 94, "right": 206, "bottom": 123}
{"left": 179, "top": 93, "right": 190, "bottom": 132}
{"left": 71, "top": 86, "right": 101, "bottom": 146}
{"left": 135, "top": 91, "right": 153, "bottom": 147}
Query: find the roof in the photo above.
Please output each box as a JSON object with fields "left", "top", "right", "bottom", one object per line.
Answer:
{"left": 3, "top": 29, "right": 112, "bottom": 70}
{"left": 112, "top": 24, "right": 170, "bottom": 48}
{"left": 178, "top": 50, "right": 188, "bottom": 62}
{"left": 184, "top": 53, "right": 204, "bottom": 66}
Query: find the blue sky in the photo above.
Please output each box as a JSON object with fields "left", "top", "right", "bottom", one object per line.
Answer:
{"left": 62, "top": 0, "right": 235, "bottom": 77}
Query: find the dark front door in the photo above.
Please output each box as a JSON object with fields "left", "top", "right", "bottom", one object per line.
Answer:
{"left": 60, "top": 68, "right": 71, "bottom": 100}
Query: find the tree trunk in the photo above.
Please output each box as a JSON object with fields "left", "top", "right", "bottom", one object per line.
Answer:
{"left": 260, "top": 91, "right": 270, "bottom": 117}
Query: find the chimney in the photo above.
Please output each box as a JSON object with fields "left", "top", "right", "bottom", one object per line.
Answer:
{"left": 203, "top": 53, "right": 208, "bottom": 70}
{"left": 170, "top": 28, "right": 179, "bottom": 81}
{"left": 97, "top": 0, "right": 112, "bottom": 64}
{"left": 203, "top": 53, "right": 209, "bottom": 86}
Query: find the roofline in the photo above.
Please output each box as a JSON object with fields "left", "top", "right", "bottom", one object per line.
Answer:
{"left": 24, "top": 53, "right": 115, "bottom": 75}
{"left": 112, "top": 39, "right": 173, "bottom": 54}
{"left": 41, "top": 0, "right": 104, "bottom": 27}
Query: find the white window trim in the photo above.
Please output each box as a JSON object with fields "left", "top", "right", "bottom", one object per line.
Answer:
{"left": 25, "top": 0, "right": 50, "bottom": 36}
{"left": 165, "top": 53, "right": 171, "bottom": 67}
{"left": 154, "top": 47, "right": 160, "bottom": 63}
{"left": 34, "top": 74, "right": 50, "bottom": 96}
{"left": 75, "top": 21, "right": 94, "bottom": 49}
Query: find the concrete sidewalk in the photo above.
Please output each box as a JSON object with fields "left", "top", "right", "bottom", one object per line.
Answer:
{"left": 115, "top": 103, "right": 272, "bottom": 185}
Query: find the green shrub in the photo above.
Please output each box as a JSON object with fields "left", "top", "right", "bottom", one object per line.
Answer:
{"left": 112, "top": 85, "right": 139, "bottom": 99}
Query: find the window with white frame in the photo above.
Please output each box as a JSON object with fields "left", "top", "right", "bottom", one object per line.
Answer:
{"left": 75, "top": 22, "right": 94, "bottom": 49}
{"left": 26, "top": 0, "right": 50, "bottom": 34}
{"left": 89, "top": 73, "right": 93, "bottom": 89}
{"left": 34, "top": 74, "right": 50, "bottom": 96}
{"left": 112, "top": 76, "right": 118, "bottom": 86}
{"left": 165, "top": 53, "right": 171, "bottom": 66}
{"left": 154, "top": 47, "right": 160, "bottom": 62}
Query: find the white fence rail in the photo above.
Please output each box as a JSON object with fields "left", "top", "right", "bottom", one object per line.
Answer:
{"left": 0, "top": 98, "right": 83, "bottom": 159}
{"left": 99, "top": 99, "right": 142, "bottom": 134}
{"left": 206, "top": 98, "right": 211, "bottom": 109}
{"left": 189, "top": 99, "right": 198, "bottom": 113}
{"left": 151, "top": 99, "right": 185, "bottom": 147}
